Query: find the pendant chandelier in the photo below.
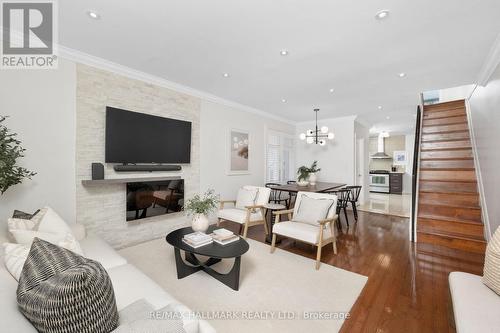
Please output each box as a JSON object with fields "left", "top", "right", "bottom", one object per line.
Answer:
{"left": 299, "top": 108, "right": 335, "bottom": 145}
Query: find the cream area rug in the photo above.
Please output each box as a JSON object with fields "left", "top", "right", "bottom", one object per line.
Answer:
{"left": 119, "top": 237, "right": 367, "bottom": 333}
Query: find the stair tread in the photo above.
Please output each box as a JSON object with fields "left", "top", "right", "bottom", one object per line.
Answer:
{"left": 419, "top": 189, "right": 478, "bottom": 195}
{"left": 420, "top": 168, "right": 474, "bottom": 171}
{"left": 421, "top": 147, "right": 472, "bottom": 151}
{"left": 417, "top": 223, "right": 484, "bottom": 240}
{"left": 421, "top": 138, "right": 470, "bottom": 143}
{"left": 419, "top": 190, "right": 478, "bottom": 196}
{"left": 420, "top": 157, "right": 473, "bottom": 160}
{"left": 418, "top": 201, "right": 480, "bottom": 210}
{"left": 418, "top": 216, "right": 483, "bottom": 226}
{"left": 423, "top": 110, "right": 467, "bottom": 120}
{"left": 417, "top": 213, "right": 482, "bottom": 225}
{"left": 419, "top": 179, "right": 477, "bottom": 183}
{"left": 423, "top": 122, "right": 468, "bottom": 127}
{"left": 417, "top": 229, "right": 486, "bottom": 243}
{"left": 424, "top": 101, "right": 465, "bottom": 110}
{"left": 422, "top": 113, "right": 466, "bottom": 120}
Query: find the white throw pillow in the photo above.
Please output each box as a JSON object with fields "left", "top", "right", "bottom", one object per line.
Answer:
{"left": 7, "top": 218, "right": 38, "bottom": 232}
{"left": 483, "top": 227, "right": 500, "bottom": 295}
{"left": 35, "top": 207, "right": 73, "bottom": 234}
{"left": 3, "top": 243, "right": 30, "bottom": 281}
{"left": 293, "top": 195, "right": 335, "bottom": 225}
{"left": 10, "top": 229, "right": 84, "bottom": 256}
{"left": 235, "top": 187, "right": 258, "bottom": 210}
{"left": 7, "top": 218, "right": 38, "bottom": 242}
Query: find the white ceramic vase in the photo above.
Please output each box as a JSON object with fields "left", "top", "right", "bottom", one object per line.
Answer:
{"left": 192, "top": 213, "right": 209, "bottom": 233}
{"left": 297, "top": 179, "right": 309, "bottom": 187}
{"left": 309, "top": 173, "right": 317, "bottom": 185}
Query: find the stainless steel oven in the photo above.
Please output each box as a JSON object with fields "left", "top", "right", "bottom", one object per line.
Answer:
{"left": 369, "top": 172, "right": 390, "bottom": 193}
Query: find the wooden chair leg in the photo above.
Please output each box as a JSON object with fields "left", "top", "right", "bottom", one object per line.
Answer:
{"left": 316, "top": 228, "right": 324, "bottom": 270}
{"left": 315, "top": 244, "right": 322, "bottom": 270}
{"left": 330, "top": 221, "right": 338, "bottom": 254}
{"left": 243, "top": 222, "right": 249, "bottom": 239}
{"left": 261, "top": 208, "right": 269, "bottom": 235}
{"left": 270, "top": 234, "right": 277, "bottom": 253}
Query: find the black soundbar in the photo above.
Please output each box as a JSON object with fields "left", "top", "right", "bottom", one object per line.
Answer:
{"left": 113, "top": 164, "right": 182, "bottom": 172}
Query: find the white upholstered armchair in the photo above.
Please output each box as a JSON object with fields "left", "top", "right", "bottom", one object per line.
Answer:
{"left": 217, "top": 185, "right": 271, "bottom": 239}
{"left": 270, "top": 191, "right": 338, "bottom": 270}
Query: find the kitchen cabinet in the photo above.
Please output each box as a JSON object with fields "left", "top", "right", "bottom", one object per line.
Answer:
{"left": 389, "top": 173, "right": 403, "bottom": 194}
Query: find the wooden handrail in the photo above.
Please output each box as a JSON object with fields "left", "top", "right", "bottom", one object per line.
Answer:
{"left": 411, "top": 105, "right": 423, "bottom": 241}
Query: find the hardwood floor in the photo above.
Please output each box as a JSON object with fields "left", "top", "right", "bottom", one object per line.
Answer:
{"left": 219, "top": 210, "right": 485, "bottom": 333}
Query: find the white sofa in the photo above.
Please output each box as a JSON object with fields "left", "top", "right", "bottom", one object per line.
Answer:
{"left": 0, "top": 223, "right": 215, "bottom": 333}
{"left": 449, "top": 272, "right": 500, "bottom": 333}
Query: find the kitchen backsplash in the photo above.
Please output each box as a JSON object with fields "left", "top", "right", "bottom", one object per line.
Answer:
{"left": 369, "top": 135, "right": 406, "bottom": 172}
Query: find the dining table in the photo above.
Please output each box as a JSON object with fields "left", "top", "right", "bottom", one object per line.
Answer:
{"left": 268, "top": 181, "right": 347, "bottom": 209}
{"left": 269, "top": 181, "right": 346, "bottom": 194}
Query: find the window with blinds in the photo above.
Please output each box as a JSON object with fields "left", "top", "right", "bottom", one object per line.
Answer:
{"left": 266, "top": 131, "right": 294, "bottom": 184}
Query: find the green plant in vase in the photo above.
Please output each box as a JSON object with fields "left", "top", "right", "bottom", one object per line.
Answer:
{"left": 184, "top": 189, "right": 219, "bottom": 233}
{"left": 297, "top": 161, "right": 321, "bottom": 186}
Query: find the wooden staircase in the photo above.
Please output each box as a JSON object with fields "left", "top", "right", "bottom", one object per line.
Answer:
{"left": 417, "top": 100, "right": 486, "bottom": 253}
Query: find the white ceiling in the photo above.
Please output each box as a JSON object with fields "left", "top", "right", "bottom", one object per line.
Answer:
{"left": 59, "top": 0, "right": 500, "bottom": 132}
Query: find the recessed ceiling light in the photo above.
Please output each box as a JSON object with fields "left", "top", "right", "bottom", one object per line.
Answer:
{"left": 398, "top": 72, "right": 406, "bottom": 78}
{"left": 280, "top": 50, "right": 289, "bottom": 56}
{"left": 87, "top": 11, "right": 100, "bottom": 20}
{"left": 378, "top": 106, "right": 383, "bottom": 110}
{"left": 222, "top": 73, "right": 230, "bottom": 78}
{"left": 329, "top": 88, "right": 335, "bottom": 93}
{"left": 375, "top": 10, "right": 389, "bottom": 20}
{"left": 386, "top": 116, "right": 391, "bottom": 120}
{"left": 281, "top": 99, "right": 287, "bottom": 103}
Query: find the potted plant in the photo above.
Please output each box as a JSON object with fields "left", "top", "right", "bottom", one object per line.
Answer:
{"left": 297, "top": 161, "right": 321, "bottom": 186}
{"left": 307, "top": 160, "right": 321, "bottom": 186}
{"left": 0, "top": 116, "right": 36, "bottom": 194}
{"left": 183, "top": 189, "right": 219, "bottom": 233}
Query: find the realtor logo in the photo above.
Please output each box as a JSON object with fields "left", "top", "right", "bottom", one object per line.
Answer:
{"left": 1, "top": 1, "right": 58, "bottom": 69}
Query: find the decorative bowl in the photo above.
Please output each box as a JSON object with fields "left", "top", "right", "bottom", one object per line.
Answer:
{"left": 297, "top": 180, "right": 309, "bottom": 187}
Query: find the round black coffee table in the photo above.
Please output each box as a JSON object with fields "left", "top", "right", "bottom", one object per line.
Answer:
{"left": 166, "top": 226, "right": 249, "bottom": 291}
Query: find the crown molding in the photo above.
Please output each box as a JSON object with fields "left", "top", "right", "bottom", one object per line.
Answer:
{"left": 476, "top": 32, "right": 500, "bottom": 86}
{"left": 58, "top": 46, "right": 296, "bottom": 125}
{"left": 295, "top": 114, "right": 357, "bottom": 126}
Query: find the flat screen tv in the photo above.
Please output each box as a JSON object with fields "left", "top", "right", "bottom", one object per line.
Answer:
{"left": 105, "top": 107, "right": 191, "bottom": 164}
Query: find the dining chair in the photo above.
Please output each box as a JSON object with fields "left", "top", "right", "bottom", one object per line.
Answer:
{"left": 329, "top": 188, "right": 351, "bottom": 227}
{"left": 265, "top": 183, "right": 290, "bottom": 208}
{"left": 345, "top": 186, "right": 362, "bottom": 221}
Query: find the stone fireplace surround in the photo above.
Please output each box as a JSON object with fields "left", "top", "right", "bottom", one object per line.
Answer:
{"left": 76, "top": 64, "right": 200, "bottom": 249}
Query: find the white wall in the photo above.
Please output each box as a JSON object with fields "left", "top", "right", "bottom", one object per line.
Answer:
{"left": 468, "top": 63, "right": 500, "bottom": 238}
{"left": 0, "top": 59, "right": 76, "bottom": 223}
{"left": 403, "top": 134, "right": 415, "bottom": 194}
{"left": 439, "top": 84, "right": 475, "bottom": 103}
{"left": 295, "top": 116, "right": 356, "bottom": 186}
{"left": 354, "top": 120, "right": 370, "bottom": 204}
{"left": 200, "top": 100, "right": 294, "bottom": 200}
